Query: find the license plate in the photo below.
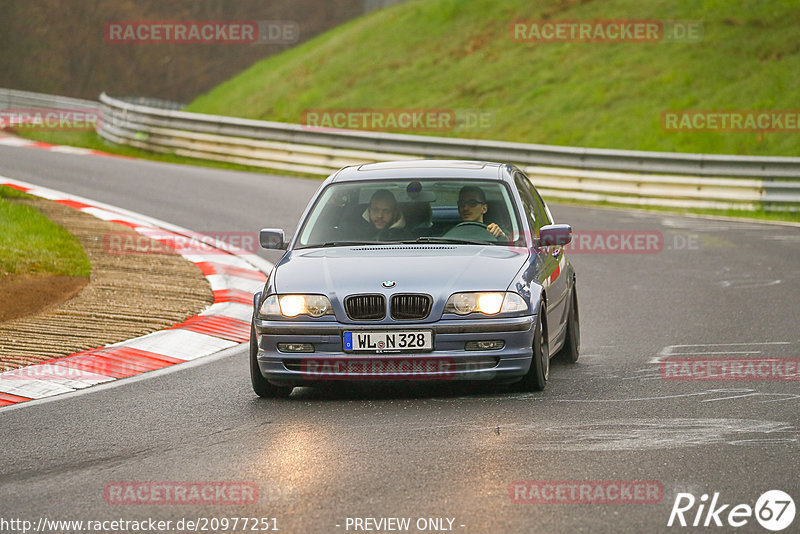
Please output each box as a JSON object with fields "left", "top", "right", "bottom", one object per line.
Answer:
{"left": 343, "top": 331, "right": 433, "bottom": 352}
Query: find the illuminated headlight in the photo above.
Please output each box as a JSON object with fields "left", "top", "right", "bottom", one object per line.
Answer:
{"left": 259, "top": 294, "right": 333, "bottom": 318}
{"left": 444, "top": 292, "right": 527, "bottom": 316}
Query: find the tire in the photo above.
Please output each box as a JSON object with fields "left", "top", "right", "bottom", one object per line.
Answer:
{"left": 250, "top": 324, "right": 293, "bottom": 398}
{"left": 516, "top": 304, "right": 549, "bottom": 392}
{"left": 556, "top": 284, "right": 580, "bottom": 364}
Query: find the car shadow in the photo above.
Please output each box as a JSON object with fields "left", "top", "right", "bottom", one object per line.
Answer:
{"left": 281, "top": 380, "right": 520, "bottom": 401}
{"left": 249, "top": 357, "right": 578, "bottom": 402}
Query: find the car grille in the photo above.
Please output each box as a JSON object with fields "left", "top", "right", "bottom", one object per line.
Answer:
{"left": 345, "top": 294, "right": 386, "bottom": 320}
{"left": 391, "top": 294, "right": 432, "bottom": 320}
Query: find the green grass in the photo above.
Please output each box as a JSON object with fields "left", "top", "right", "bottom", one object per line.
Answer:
{"left": 187, "top": 0, "right": 800, "bottom": 157}
{"left": 0, "top": 186, "right": 91, "bottom": 277}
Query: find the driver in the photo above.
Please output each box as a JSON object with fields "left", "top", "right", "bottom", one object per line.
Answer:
{"left": 457, "top": 186, "right": 506, "bottom": 238}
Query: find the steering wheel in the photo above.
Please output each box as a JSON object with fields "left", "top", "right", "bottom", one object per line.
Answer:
{"left": 453, "top": 222, "right": 487, "bottom": 230}
{"left": 443, "top": 221, "right": 498, "bottom": 241}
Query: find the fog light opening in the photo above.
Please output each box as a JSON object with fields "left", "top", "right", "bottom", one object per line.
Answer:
{"left": 277, "top": 343, "right": 315, "bottom": 353}
{"left": 465, "top": 340, "right": 505, "bottom": 351}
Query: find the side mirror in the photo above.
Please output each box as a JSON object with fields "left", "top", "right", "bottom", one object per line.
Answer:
{"left": 538, "top": 224, "right": 572, "bottom": 247}
{"left": 260, "top": 228, "right": 286, "bottom": 250}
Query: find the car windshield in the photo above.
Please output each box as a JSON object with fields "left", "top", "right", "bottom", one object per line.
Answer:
{"left": 296, "top": 179, "right": 523, "bottom": 248}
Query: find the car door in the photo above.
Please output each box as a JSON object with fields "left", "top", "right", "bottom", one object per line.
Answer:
{"left": 514, "top": 171, "right": 569, "bottom": 340}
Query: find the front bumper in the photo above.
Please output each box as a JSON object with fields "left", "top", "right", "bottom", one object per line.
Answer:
{"left": 253, "top": 315, "right": 535, "bottom": 386}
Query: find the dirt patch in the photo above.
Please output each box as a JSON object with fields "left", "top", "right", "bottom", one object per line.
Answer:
{"left": 0, "top": 274, "right": 88, "bottom": 323}
{"left": 0, "top": 196, "right": 214, "bottom": 371}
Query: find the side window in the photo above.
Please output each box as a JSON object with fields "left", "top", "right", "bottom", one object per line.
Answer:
{"left": 518, "top": 170, "right": 552, "bottom": 228}
{"left": 531, "top": 186, "right": 553, "bottom": 227}
{"left": 514, "top": 172, "right": 539, "bottom": 236}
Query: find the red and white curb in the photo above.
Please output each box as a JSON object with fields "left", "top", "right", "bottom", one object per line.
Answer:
{"left": 0, "top": 131, "right": 126, "bottom": 158}
{"left": 0, "top": 177, "right": 272, "bottom": 408}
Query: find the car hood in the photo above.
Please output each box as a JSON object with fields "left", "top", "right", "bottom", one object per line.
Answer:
{"left": 274, "top": 245, "right": 529, "bottom": 300}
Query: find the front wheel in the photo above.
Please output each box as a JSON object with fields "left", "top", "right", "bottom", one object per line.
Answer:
{"left": 556, "top": 284, "right": 580, "bottom": 363}
{"left": 516, "top": 305, "right": 549, "bottom": 392}
{"left": 250, "top": 324, "right": 293, "bottom": 398}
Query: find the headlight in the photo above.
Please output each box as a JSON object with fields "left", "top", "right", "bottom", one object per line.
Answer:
{"left": 444, "top": 292, "right": 527, "bottom": 316}
{"left": 259, "top": 294, "right": 333, "bottom": 318}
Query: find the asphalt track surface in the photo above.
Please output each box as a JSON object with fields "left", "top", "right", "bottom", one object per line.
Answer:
{"left": 1, "top": 146, "right": 798, "bottom": 534}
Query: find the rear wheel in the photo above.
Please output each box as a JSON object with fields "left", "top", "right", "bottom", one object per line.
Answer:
{"left": 556, "top": 284, "right": 580, "bottom": 364}
{"left": 516, "top": 304, "right": 549, "bottom": 392}
{"left": 250, "top": 324, "right": 293, "bottom": 398}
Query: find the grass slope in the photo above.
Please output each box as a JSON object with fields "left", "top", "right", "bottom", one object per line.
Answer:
{"left": 0, "top": 186, "right": 91, "bottom": 277}
{"left": 187, "top": 0, "right": 800, "bottom": 157}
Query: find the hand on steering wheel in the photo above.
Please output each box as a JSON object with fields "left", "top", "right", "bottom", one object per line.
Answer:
{"left": 485, "top": 223, "right": 506, "bottom": 238}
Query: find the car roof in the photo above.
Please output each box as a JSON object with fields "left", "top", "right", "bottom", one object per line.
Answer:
{"left": 329, "top": 160, "right": 516, "bottom": 183}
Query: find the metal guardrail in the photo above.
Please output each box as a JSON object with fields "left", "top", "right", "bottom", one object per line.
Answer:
{"left": 0, "top": 88, "right": 98, "bottom": 112}
{"left": 113, "top": 96, "right": 185, "bottom": 111}
{"left": 2, "top": 88, "right": 799, "bottom": 211}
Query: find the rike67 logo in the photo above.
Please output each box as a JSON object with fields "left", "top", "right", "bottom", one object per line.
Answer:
{"left": 668, "top": 490, "right": 795, "bottom": 531}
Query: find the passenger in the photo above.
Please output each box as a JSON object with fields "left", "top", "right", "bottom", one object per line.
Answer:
{"left": 457, "top": 186, "right": 506, "bottom": 238}
{"left": 351, "top": 189, "right": 408, "bottom": 241}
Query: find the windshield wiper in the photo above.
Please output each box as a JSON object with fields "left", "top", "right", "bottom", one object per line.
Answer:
{"left": 404, "top": 237, "right": 493, "bottom": 245}
{"left": 300, "top": 241, "right": 376, "bottom": 249}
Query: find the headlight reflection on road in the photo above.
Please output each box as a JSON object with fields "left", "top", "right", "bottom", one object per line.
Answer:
{"left": 247, "top": 425, "right": 339, "bottom": 501}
